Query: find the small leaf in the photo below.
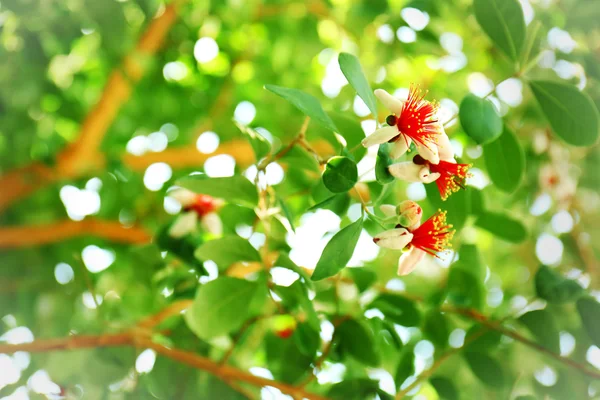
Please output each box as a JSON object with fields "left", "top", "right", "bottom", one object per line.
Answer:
{"left": 368, "top": 294, "right": 421, "bottom": 327}
{"left": 235, "top": 122, "right": 271, "bottom": 161}
{"left": 535, "top": 265, "right": 585, "bottom": 304}
{"left": 529, "top": 80, "right": 600, "bottom": 146}
{"left": 195, "top": 236, "right": 261, "bottom": 268}
{"left": 483, "top": 126, "right": 525, "bottom": 193}
{"left": 459, "top": 94, "right": 503, "bottom": 145}
{"left": 474, "top": 0, "right": 526, "bottom": 61}
{"left": 311, "top": 218, "right": 364, "bottom": 281}
{"left": 466, "top": 326, "right": 503, "bottom": 352}
{"left": 518, "top": 309, "right": 560, "bottom": 353}
{"left": 338, "top": 52, "right": 378, "bottom": 118}
{"left": 576, "top": 297, "right": 600, "bottom": 347}
{"left": 177, "top": 175, "right": 258, "bottom": 207}
{"left": 293, "top": 322, "right": 321, "bottom": 357}
{"left": 395, "top": 347, "right": 415, "bottom": 388}
{"left": 184, "top": 277, "right": 259, "bottom": 340}
{"left": 277, "top": 196, "right": 295, "bottom": 232}
{"left": 322, "top": 156, "right": 358, "bottom": 193}
{"left": 464, "top": 351, "right": 506, "bottom": 388}
{"left": 375, "top": 143, "right": 395, "bottom": 184}
{"left": 423, "top": 311, "right": 450, "bottom": 349}
{"left": 265, "top": 84, "right": 338, "bottom": 132}
{"left": 430, "top": 377, "right": 459, "bottom": 400}
{"left": 475, "top": 211, "right": 528, "bottom": 243}
{"left": 337, "top": 318, "right": 380, "bottom": 366}
{"left": 328, "top": 379, "right": 380, "bottom": 400}
{"left": 447, "top": 245, "right": 486, "bottom": 310}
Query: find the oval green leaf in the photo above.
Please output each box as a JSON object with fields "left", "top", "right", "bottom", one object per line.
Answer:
{"left": 368, "top": 294, "right": 421, "bottom": 327}
{"left": 474, "top": 0, "right": 526, "bottom": 61}
{"left": 430, "top": 377, "right": 459, "bottom": 400}
{"left": 518, "top": 309, "right": 560, "bottom": 353}
{"left": 464, "top": 351, "right": 506, "bottom": 388}
{"left": 576, "top": 297, "right": 600, "bottom": 347}
{"left": 265, "top": 84, "right": 338, "bottom": 132}
{"left": 395, "top": 347, "right": 416, "bottom": 389}
{"left": 322, "top": 156, "right": 358, "bottom": 193}
{"left": 311, "top": 218, "right": 363, "bottom": 281}
{"left": 475, "top": 211, "right": 527, "bottom": 243}
{"left": 195, "top": 236, "right": 261, "bottom": 268}
{"left": 529, "top": 80, "right": 600, "bottom": 146}
{"left": 338, "top": 52, "right": 378, "bottom": 118}
{"left": 459, "top": 94, "right": 503, "bottom": 145}
{"left": 337, "top": 318, "right": 380, "bottom": 367}
{"left": 535, "top": 265, "right": 585, "bottom": 304}
{"left": 177, "top": 175, "right": 258, "bottom": 207}
{"left": 483, "top": 126, "right": 525, "bottom": 193}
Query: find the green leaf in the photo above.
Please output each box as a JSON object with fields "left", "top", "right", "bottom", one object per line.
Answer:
{"left": 535, "top": 265, "right": 585, "bottom": 304}
{"left": 277, "top": 196, "right": 295, "bottom": 232}
{"left": 518, "top": 309, "right": 560, "bottom": 353}
{"left": 430, "top": 377, "right": 459, "bottom": 400}
{"left": 466, "top": 326, "right": 503, "bottom": 352}
{"left": 338, "top": 52, "right": 378, "bottom": 118}
{"left": 514, "top": 396, "right": 537, "bottom": 400}
{"left": 311, "top": 218, "right": 363, "bottom": 281}
{"left": 529, "top": 80, "right": 600, "bottom": 146}
{"left": 473, "top": 0, "right": 526, "bottom": 61}
{"left": 337, "top": 318, "right": 380, "bottom": 366}
{"left": 177, "top": 175, "right": 258, "bottom": 207}
{"left": 475, "top": 211, "right": 528, "bottom": 243}
{"left": 266, "top": 332, "right": 314, "bottom": 384}
{"left": 347, "top": 267, "right": 377, "bottom": 293}
{"left": 265, "top": 84, "right": 338, "bottom": 132}
{"left": 375, "top": 143, "right": 395, "bottom": 184}
{"left": 235, "top": 122, "right": 271, "bottom": 161}
{"left": 328, "top": 379, "right": 380, "bottom": 400}
{"left": 155, "top": 225, "right": 205, "bottom": 274}
{"left": 282, "top": 145, "right": 321, "bottom": 172}
{"left": 184, "top": 277, "right": 259, "bottom": 340}
{"left": 425, "top": 182, "right": 470, "bottom": 231}
{"left": 447, "top": 245, "right": 486, "bottom": 310}
{"left": 464, "top": 351, "right": 506, "bottom": 388}
{"left": 395, "top": 347, "right": 416, "bottom": 388}
{"left": 369, "top": 294, "right": 421, "bottom": 327}
{"left": 322, "top": 156, "right": 358, "bottom": 193}
{"left": 483, "top": 126, "right": 525, "bottom": 193}
{"left": 576, "top": 297, "right": 600, "bottom": 347}
{"left": 423, "top": 311, "right": 450, "bottom": 349}
{"left": 459, "top": 94, "right": 503, "bottom": 145}
{"left": 293, "top": 322, "right": 321, "bottom": 357}
{"left": 195, "top": 236, "right": 261, "bottom": 267}
{"left": 273, "top": 281, "right": 320, "bottom": 330}
{"left": 274, "top": 253, "right": 314, "bottom": 290}
{"left": 331, "top": 113, "right": 367, "bottom": 161}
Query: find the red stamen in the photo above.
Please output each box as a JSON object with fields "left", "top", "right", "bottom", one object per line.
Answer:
{"left": 409, "top": 210, "right": 455, "bottom": 257}
{"left": 429, "top": 160, "right": 472, "bottom": 200}
{"left": 185, "top": 194, "right": 216, "bottom": 217}
{"left": 394, "top": 84, "right": 442, "bottom": 151}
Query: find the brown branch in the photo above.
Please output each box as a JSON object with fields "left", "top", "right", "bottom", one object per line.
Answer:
{"left": 0, "top": 218, "right": 151, "bottom": 249}
{"left": 0, "top": 3, "right": 183, "bottom": 213}
{"left": 137, "top": 300, "right": 193, "bottom": 330}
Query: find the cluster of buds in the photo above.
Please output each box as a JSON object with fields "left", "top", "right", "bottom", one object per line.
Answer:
{"left": 362, "top": 85, "right": 471, "bottom": 200}
{"left": 167, "top": 188, "right": 224, "bottom": 238}
{"left": 373, "top": 200, "right": 454, "bottom": 276}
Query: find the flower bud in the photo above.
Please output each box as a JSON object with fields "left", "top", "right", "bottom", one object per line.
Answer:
{"left": 272, "top": 315, "right": 297, "bottom": 339}
{"left": 372, "top": 228, "right": 414, "bottom": 250}
{"left": 396, "top": 200, "right": 422, "bottom": 230}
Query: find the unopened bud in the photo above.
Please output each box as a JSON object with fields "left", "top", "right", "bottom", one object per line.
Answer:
{"left": 272, "top": 315, "right": 297, "bottom": 339}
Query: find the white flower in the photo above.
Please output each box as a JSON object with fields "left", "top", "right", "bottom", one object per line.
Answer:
{"left": 388, "top": 161, "right": 440, "bottom": 183}
{"left": 372, "top": 228, "right": 414, "bottom": 250}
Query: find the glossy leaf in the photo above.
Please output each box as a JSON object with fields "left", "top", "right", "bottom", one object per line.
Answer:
{"left": 518, "top": 309, "right": 560, "bottom": 353}
{"left": 195, "top": 236, "right": 261, "bottom": 267}
{"left": 447, "top": 245, "right": 486, "bottom": 310}
{"left": 535, "top": 265, "right": 585, "bottom": 304}
{"left": 322, "top": 156, "right": 358, "bottom": 193}
{"left": 337, "top": 318, "right": 380, "bottom": 366}
{"left": 475, "top": 211, "right": 528, "bottom": 243}
{"left": 265, "top": 84, "right": 338, "bottom": 132}
{"left": 423, "top": 311, "right": 450, "bottom": 348}
{"left": 178, "top": 175, "right": 258, "bottom": 207}
{"left": 483, "top": 126, "right": 525, "bottom": 193}
{"left": 529, "top": 80, "right": 600, "bottom": 146}
{"left": 338, "top": 52, "right": 378, "bottom": 118}
{"left": 474, "top": 0, "right": 526, "bottom": 61}
{"left": 460, "top": 94, "right": 503, "bottom": 145}
{"left": 576, "top": 297, "right": 600, "bottom": 347}
{"left": 311, "top": 218, "right": 363, "bottom": 281}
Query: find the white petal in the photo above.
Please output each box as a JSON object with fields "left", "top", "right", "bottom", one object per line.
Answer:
{"left": 379, "top": 204, "right": 397, "bottom": 217}
{"left": 201, "top": 212, "right": 223, "bottom": 236}
{"left": 388, "top": 162, "right": 423, "bottom": 182}
{"left": 390, "top": 139, "right": 411, "bottom": 159}
{"left": 168, "top": 211, "right": 198, "bottom": 238}
{"left": 437, "top": 130, "right": 455, "bottom": 162}
{"left": 374, "top": 89, "right": 404, "bottom": 114}
{"left": 418, "top": 167, "right": 441, "bottom": 184}
{"left": 397, "top": 248, "right": 426, "bottom": 276}
{"left": 362, "top": 126, "right": 399, "bottom": 147}
{"left": 415, "top": 142, "right": 440, "bottom": 165}
{"left": 373, "top": 228, "right": 414, "bottom": 250}
{"left": 169, "top": 188, "right": 197, "bottom": 207}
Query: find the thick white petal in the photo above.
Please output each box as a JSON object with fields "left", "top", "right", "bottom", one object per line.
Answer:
{"left": 397, "top": 248, "right": 426, "bottom": 276}
{"left": 379, "top": 204, "right": 397, "bottom": 217}
{"left": 437, "top": 130, "right": 455, "bottom": 162}
{"left": 169, "top": 188, "right": 197, "bottom": 207}
{"left": 168, "top": 211, "right": 198, "bottom": 238}
{"left": 418, "top": 167, "right": 441, "bottom": 184}
{"left": 373, "top": 228, "right": 414, "bottom": 250}
{"left": 388, "top": 162, "right": 423, "bottom": 182}
{"left": 374, "top": 89, "right": 404, "bottom": 114}
{"left": 390, "top": 139, "right": 411, "bottom": 159}
{"left": 201, "top": 212, "right": 223, "bottom": 236}
{"left": 415, "top": 142, "right": 440, "bottom": 165}
{"left": 362, "top": 126, "right": 399, "bottom": 147}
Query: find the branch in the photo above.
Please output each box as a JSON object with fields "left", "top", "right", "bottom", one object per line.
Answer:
{"left": 137, "top": 300, "right": 193, "bottom": 330}
{"left": 0, "top": 3, "right": 183, "bottom": 213}
{"left": 0, "top": 218, "right": 151, "bottom": 249}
